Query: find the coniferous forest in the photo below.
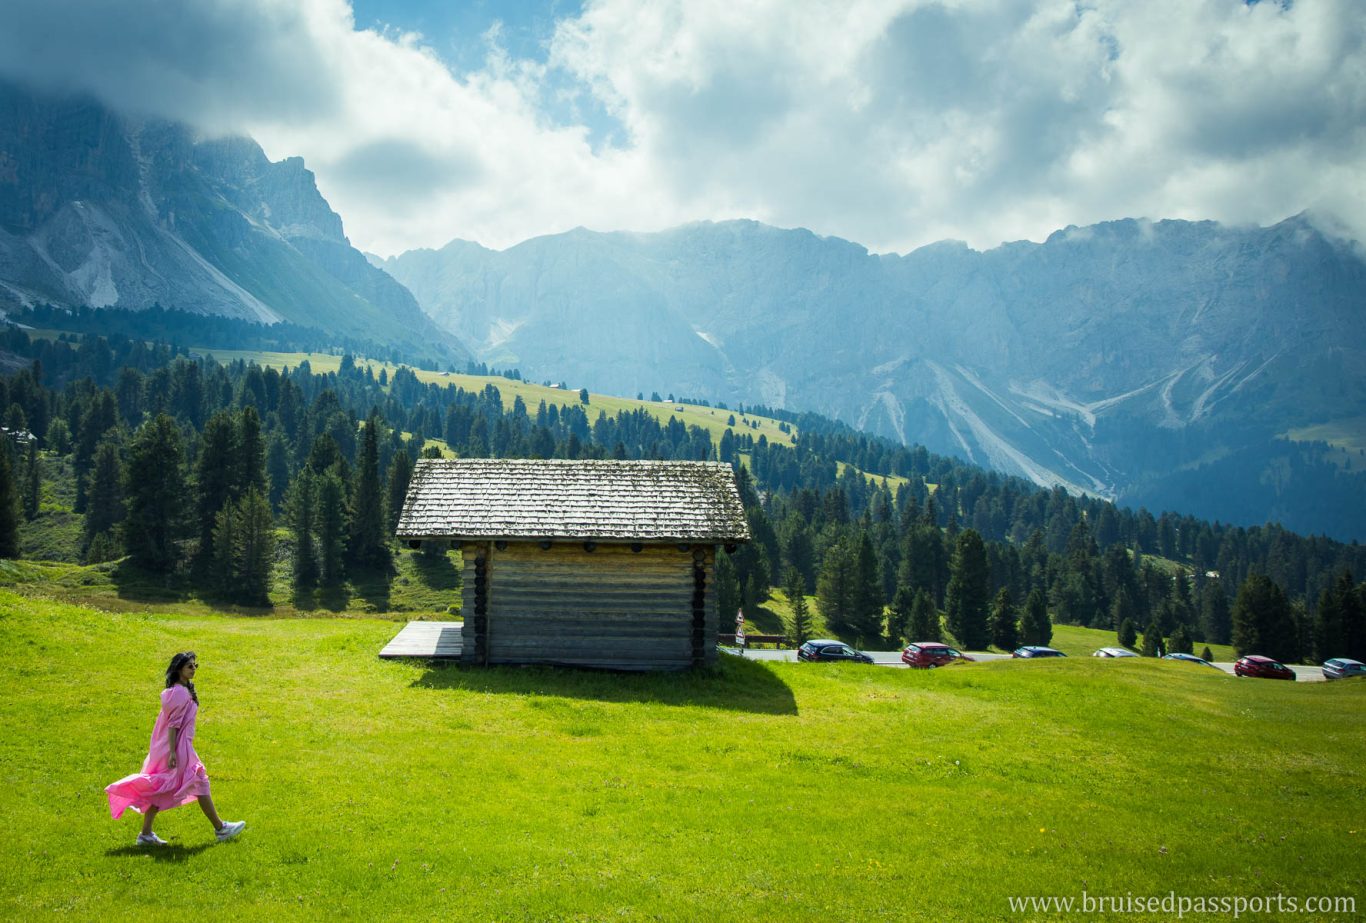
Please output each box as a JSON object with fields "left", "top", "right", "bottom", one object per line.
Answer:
{"left": 3, "top": 324, "right": 1364, "bottom": 665}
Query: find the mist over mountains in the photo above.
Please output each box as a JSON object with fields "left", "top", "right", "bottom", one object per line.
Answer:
{"left": 0, "top": 81, "right": 467, "bottom": 364}
{"left": 378, "top": 217, "right": 1366, "bottom": 540}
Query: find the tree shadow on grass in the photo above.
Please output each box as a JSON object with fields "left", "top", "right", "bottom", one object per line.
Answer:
{"left": 105, "top": 842, "right": 214, "bottom": 863}
{"left": 411, "top": 653, "right": 798, "bottom": 716}
{"left": 350, "top": 562, "right": 392, "bottom": 613}
{"left": 111, "top": 559, "right": 195, "bottom": 604}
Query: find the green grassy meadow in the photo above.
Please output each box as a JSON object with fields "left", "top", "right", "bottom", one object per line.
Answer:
{"left": 2, "top": 590, "right": 1362, "bottom": 920}
{"left": 189, "top": 347, "right": 798, "bottom": 450}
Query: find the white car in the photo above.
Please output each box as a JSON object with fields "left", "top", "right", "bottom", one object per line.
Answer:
{"left": 1092, "top": 647, "right": 1139, "bottom": 658}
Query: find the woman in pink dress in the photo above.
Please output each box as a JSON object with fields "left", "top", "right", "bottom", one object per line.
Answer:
{"left": 106, "top": 652, "right": 246, "bottom": 845}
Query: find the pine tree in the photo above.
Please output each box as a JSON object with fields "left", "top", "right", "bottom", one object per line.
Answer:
{"left": 1169, "top": 624, "right": 1193, "bottom": 654}
{"left": 266, "top": 434, "right": 290, "bottom": 512}
{"left": 945, "top": 529, "right": 991, "bottom": 649}
{"left": 1231, "top": 573, "right": 1299, "bottom": 662}
{"left": 1141, "top": 618, "right": 1162, "bottom": 657}
{"left": 123, "top": 414, "right": 187, "bottom": 572}
{"left": 349, "top": 410, "right": 387, "bottom": 568}
{"left": 909, "top": 588, "right": 940, "bottom": 642}
{"left": 888, "top": 585, "right": 915, "bottom": 645}
{"left": 1118, "top": 617, "right": 1137, "bottom": 650}
{"left": 0, "top": 443, "right": 20, "bottom": 559}
{"left": 286, "top": 467, "right": 319, "bottom": 589}
{"left": 317, "top": 470, "right": 350, "bottom": 587}
{"left": 816, "top": 535, "right": 859, "bottom": 636}
{"left": 195, "top": 411, "right": 237, "bottom": 560}
{"left": 1020, "top": 588, "right": 1052, "bottom": 646}
{"left": 235, "top": 488, "right": 275, "bottom": 606}
{"left": 851, "top": 531, "right": 884, "bottom": 644}
{"left": 211, "top": 501, "right": 239, "bottom": 595}
{"left": 83, "top": 437, "right": 125, "bottom": 557}
{"left": 989, "top": 586, "right": 1019, "bottom": 652}
{"left": 235, "top": 405, "right": 267, "bottom": 497}
{"left": 1111, "top": 586, "right": 1135, "bottom": 632}
{"left": 1200, "top": 646, "right": 1214, "bottom": 662}
{"left": 386, "top": 449, "right": 413, "bottom": 535}
{"left": 784, "top": 567, "right": 813, "bottom": 646}
{"left": 22, "top": 439, "right": 40, "bottom": 521}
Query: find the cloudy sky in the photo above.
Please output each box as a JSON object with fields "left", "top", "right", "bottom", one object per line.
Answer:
{"left": 1, "top": 0, "right": 1363, "bottom": 256}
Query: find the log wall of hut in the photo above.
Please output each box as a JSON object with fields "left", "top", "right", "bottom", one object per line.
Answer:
{"left": 458, "top": 542, "right": 719, "bottom": 670}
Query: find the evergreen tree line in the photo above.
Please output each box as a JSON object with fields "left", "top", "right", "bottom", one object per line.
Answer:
{"left": 1, "top": 326, "right": 1364, "bottom": 663}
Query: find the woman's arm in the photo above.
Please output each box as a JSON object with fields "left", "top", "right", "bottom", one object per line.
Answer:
{"left": 167, "top": 725, "right": 179, "bottom": 769}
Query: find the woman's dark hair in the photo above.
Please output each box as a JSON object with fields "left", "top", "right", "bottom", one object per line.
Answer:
{"left": 164, "top": 651, "right": 199, "bottom": 704}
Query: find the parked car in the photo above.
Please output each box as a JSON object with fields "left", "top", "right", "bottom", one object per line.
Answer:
{"left": 1013, "top": 646, "right": 1066, "bottom": 658}
{"left": 1163, "top": 652, "right": 1220, "bottom": 669}
{"left": 1233, "top": 655, "right": 1296, "bottom": 680}
{"left": 901, "top": 642, "right": 975, "bottom": 668}
{"left": 1322, "top": 658, "right": 1366, "bottom": 680}
{"left": 797, "top": 640, "right": 874, "bottom": 664}
{"left": 1093, "top": 647, "right": 1138, "bottom": 658}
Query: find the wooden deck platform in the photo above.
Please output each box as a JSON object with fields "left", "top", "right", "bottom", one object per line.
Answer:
{"left": 379, "top": 621, "right": 464, "bottom": 659}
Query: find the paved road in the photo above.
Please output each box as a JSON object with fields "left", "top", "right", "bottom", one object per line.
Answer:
{"left": 723, "top": 648, "right": 1326, "bottom": 681}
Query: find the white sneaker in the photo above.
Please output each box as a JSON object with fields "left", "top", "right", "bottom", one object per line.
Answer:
{"left": 215, "top": 820, "right": 246, "bottom": 842}
{"left": 135, "top": 832, "right": 168, "bottom": 846}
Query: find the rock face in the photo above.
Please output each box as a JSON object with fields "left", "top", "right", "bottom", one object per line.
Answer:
{"left": 380, "top": 218, "right": 1366, "bottom": 539}
{"left": 0, "top": 81, "right": 468, "bottom": 363}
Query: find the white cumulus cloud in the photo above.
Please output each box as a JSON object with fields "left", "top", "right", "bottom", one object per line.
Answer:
{"left": 0, "top": 0, "right": 1362, "bottom": 255}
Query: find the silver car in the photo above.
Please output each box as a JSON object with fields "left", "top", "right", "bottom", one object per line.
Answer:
{"left": 1322, "top": 658, "right": 1366, "bottom": 680}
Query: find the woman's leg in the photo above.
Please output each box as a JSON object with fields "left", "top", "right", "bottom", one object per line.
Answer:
{"left": 139, "top": 806, "right": 160, "bottom": 837}
{"left": 197, "top": 794, "right": 224, "bottom": 831}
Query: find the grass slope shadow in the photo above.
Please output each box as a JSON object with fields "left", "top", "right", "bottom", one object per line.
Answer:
{"left": 412, "top": 654, "right": 797, "bottom": 716}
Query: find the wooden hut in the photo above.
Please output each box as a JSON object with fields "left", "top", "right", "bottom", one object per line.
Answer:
{"left": 396, "top": 458, "right": 751, "bottom": 670}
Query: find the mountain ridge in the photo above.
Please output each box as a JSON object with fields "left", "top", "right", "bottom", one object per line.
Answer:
{"left": 0, "top": 80, "right": 469, "bottom": 364}
{"left": 378, "top": 213, "right": 1366, "bottom": 539}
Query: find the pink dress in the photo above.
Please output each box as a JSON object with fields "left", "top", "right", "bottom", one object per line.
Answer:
{"left": 106, "top": 684, "right": 211, "bottom": 819}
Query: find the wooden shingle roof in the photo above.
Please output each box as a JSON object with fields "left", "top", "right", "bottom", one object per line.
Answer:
{"left": 396, "top": 458, "right": 751, "bottom": 543}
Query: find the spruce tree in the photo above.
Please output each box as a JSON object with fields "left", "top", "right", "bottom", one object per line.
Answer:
{"left": 945, "top": 529, "right": 990, "bottom": 649}
{"left": 123, "top": 414, "right": 187, "bottom": 572}
{"left": 317, "top": 470, "right": 350, "bottom": 587}
{"left": 1231, "top": 573, "right": 1299, "bottom": 662}
{"left": 1169, "top": 624, "right": 1193, "bottom": 654}
{"left": 888, "top": 585, "right": 915, "bottom": 645}
{"left": 816, "top": 535, "right": 858, "bottom": 636}
{"left": 83, "top": 437, "right": 125, "bottom": 557}
{"left": 1118, "top": 617, "right": 1137, "bottom": 650}
{"left": 235, "top": 405, "right": 267, "bottom": 497}
{"left": 989, "top": 586, "right": 1019, "bottom": 652}
{"left": 196, "top": 411, "right": 237, "bottom": 560}
{"left": 22, "top": 439, "right": 39, "bottom": 521}
{"left": 1141, "top": 618, "right": 1162, "bottom": 656}
{"left": 1020, "top": 588, "right": 1052, "bottom": 646}
{"left": 235, "top": 488, "right": 275, "bottom": 606}
{"left": 266, "top": 434, "right": 290, "bottom": 512}
{"left": 1111, "top": 586, "right": 1135, "bottom": 632}
{"left": 1200, "top": 646, "right": 1214, "bottom": 662}
{"left": 784, "top": 567, "right": 813, "bottom": 646}
{"left": 211, "top": 501, "right": 239, "bottom": 596}
{"left": 851, "top": 531, "right": 884, "bottom": 644}
{"left": 287, "top": 468, "right": 319, "bottom": 589}
{"left": 909, "top": 588, "right": 940, "bottom": 642}
{"left": 0, "top": 443, "right": 20, "bottom": 559}
{"left": 349, "top": 410, "right": 387, "bottom": 568}
{"left": 386, "top": 448, "right": 413, "bottom": 535}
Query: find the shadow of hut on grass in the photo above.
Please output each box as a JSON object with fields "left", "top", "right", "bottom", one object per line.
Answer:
{"left": 411, "top": 654, "right": 798, "bottom": 716}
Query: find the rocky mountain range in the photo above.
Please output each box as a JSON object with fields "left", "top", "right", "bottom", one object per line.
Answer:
{"left": 378, "top": 217, "right": 1366, "bottom": 539}
{"left": 0, "top": 81, "right": 467, "bottom": 364}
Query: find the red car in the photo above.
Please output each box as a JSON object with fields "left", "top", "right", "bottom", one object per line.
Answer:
{"left": 901, "top": 642, "right": 975, "bottom": 668}
{"left": 1233, "top": 655, "right": 1296, "bottom": 680}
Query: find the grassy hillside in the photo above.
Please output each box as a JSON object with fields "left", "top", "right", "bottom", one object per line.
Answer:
{"left": 190, "top": 347, "right": 798, "bottom": 449}
{"left": 2, "top": 592, "right": 1361, "bottom": 920}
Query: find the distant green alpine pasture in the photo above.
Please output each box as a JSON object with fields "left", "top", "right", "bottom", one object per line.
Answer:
{"left": 1, "top": 591, "right": 1361, "bottom": 920}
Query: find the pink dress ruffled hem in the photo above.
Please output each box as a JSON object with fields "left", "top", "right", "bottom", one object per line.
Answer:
{"left": 106, "top": 684, "right": 211, "bottom": 819}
